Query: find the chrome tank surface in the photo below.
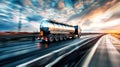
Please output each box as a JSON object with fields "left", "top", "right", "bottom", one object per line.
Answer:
{"left": 40, "top": 20, "right": 75, "bottom": 34}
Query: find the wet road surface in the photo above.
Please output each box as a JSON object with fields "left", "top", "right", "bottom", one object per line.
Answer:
{"left": 79, "top": 34, "right": 120, "bottom": 67}
{"left": 0, "top": 34, "right": 101, "bottom": 67}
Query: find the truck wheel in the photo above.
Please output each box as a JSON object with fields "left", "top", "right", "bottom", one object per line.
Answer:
{"left": 60, "top": 35, "right": 63, "bottom": 41}
{"left": 63, "top": 35, "right": 67, "bottom": 40}
{"left": 48, "top": 34, "right": 54, "bottom": 42}
{"left": 78, "top": 34, "right": 81, "bottom": 38}
{"left": 54, "top": 34, "right": 59, "bottom": 41}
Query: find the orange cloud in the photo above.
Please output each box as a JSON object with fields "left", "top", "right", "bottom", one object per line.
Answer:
{"left": 24, "top": 0, "right": 32, "bottom": 6}
{"left": 74, "top": 0, "right": 82, "bottom": 9}
{"left": 85, "top": 0, "right": 118, "bottom": 19}
{"left": 58, "top": 0, "right": 65, "bottom": 11}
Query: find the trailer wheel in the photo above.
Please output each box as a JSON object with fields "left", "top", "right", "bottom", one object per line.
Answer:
{"left": 48, "top": 34, "right": 54, "bottom": 42}
{"left": 59, "top": 35, "right": 63, "bottom": 41}
{"left": 54, "top": 34, "right": 59, "bottom": 41}
{"left": 63, "top": 35, "right": 67, "bottom": 40}
{"left": 78, "top": 34, "right": 81, "bottom": 38}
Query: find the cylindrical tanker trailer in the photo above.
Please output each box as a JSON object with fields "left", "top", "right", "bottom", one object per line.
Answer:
{"left": 39, "top": 19, "right": 81, "bottom": 42}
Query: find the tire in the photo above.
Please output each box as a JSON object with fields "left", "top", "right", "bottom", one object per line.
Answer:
{"left": 54, "top": 34, "right": 59, "bottom": 41}
{"left": 48, "top": 34, "right": 54, "bottom": 42}
{"left": 59, "top": 35, "right": 63, "bottom": 41}
{"left": 78, "top": 34, "right": 81, "bottom": 38}
{"left": 63, "top": 35, "right": 67, "bottom": 40}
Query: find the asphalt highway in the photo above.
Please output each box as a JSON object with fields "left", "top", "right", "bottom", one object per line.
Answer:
{"left": 77, "top": 34, "right": 120, "bottom": 67}
{"left": 0, "top": 34, "right": 102, "bottom": 67}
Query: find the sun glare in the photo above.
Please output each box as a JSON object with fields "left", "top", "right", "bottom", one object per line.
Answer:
{"left": 104, "top": 30, "right": 120, "bottom": 33}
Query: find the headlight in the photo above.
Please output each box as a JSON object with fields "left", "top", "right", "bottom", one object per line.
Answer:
{"left": 40, "top": 31, "right": 44, "bottom": 36}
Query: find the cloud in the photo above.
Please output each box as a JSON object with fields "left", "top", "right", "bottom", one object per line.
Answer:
{"left": 105, "top": 3, "right": 120, "bottom": 21}
{"left": 105, "top": 25, "right": 120, "bottom": 30}
{"left": 0, "top": 0, "right": 120, "bottom": 32}
{"left": 82, "top": 19, "right": 92, "bottom": 26}
{"left": 67, "top": 0, "right": 106, "bottom": 21}
{"left": 0, "top": 20, "right": 17, "bottom": 31}
{"left": 27, "top": 15, "right": 43, "bottom": 21}
{"left": 10, "top": 0, "right": 24, "bottom": 6}
{"left": 111, "top": 12, "right": 120, "bottom": 19}
{"left": 68, "top": 0, "right": 118, "bottom": 22}
{"left": 67, "top": 0, "right": 120, "bottom": 32}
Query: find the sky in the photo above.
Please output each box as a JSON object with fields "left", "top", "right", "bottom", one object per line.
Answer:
{"left": 0, "top": 0, "right": 120, "bottom": 33}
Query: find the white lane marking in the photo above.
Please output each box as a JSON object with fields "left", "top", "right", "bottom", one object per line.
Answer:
{"left": 45, "top": 38, "right": 95, "bottom": 67}
{"left": 17, "top": 37, "right": 92, "bottom": 67}
{"left": 108, "top": 34, "right": 120, "bottom": 44}
{"left": 106, "top": 35, "right": 120, "bottom": 67}
{"left": 82, "top": 36, "right": 104, "bottom": 67}
{"left": 45, "top": 47, "right": 79, "bottom": 67}
{"left": 81, "top": 35, "right": 100, "bottom": 39}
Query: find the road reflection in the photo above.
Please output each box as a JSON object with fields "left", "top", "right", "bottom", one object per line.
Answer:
{"left": 36, "top": 42, "right": 49, "bottom": 49}
{"left": 111, "top": 33, "right": 120, "bottom": 39}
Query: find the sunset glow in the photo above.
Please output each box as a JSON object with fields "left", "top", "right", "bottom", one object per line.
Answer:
{"left": 0, "top": 0, "right": 120, "bottom": 33}
{"left": 104, "top": 30, "right": 120, "bottom": 33}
